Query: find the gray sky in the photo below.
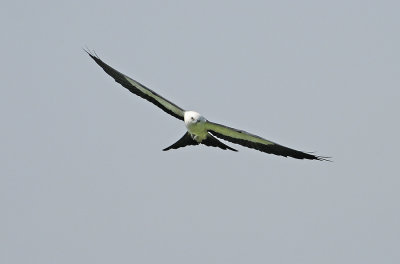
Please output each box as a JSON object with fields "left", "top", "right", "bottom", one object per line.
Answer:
{"left": 1, "top": 0, "right": 399, "bottom": 263}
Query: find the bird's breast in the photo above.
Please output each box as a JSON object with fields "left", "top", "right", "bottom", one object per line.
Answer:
{"left": 185, "top": 122, "right": 208, "bottom": 142}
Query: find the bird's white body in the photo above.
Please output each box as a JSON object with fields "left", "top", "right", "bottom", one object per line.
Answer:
{"left": 184, "top": 111, "right": 208, "bottom": 142}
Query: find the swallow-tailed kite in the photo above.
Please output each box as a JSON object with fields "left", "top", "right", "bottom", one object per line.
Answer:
{"left": 86, "top": 50, "right": 329, "bottom": 161}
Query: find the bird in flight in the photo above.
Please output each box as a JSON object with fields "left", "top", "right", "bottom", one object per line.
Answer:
{"left": 85, "top": 50, "right": 329, "bottom": 161}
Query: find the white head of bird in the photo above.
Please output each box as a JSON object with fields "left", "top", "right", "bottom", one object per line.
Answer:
{"left": 184, "top": 111, "right": 207, "bottom": 140}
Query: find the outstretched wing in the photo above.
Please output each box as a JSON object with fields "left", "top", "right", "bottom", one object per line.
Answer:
{"left": 206, "top": 121, "right": 330, "bottom": 161}
{"left": 86, "top": 50, "right": 185, "bottom": 120}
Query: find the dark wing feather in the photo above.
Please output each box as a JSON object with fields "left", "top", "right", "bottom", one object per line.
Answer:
{"left": 206, "top": 121, "right": 330, "bottom": 161}
{"left": 86, "top": 50, "right": 185, "bottom": 120}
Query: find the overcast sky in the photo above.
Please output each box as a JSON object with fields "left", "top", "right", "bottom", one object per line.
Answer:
{"left": 1, "top": 0, "right": 399, "bottom": 263}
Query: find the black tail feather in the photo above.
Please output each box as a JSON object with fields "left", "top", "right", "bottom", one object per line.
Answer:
{"left": 201, "top": 133, "right": 237, "bottom": 152}
{"left": 163, "top": 132, "right": 198, "bottom": 151}
{"left": 163, "top": 132, "right": 237, "bottom": 152}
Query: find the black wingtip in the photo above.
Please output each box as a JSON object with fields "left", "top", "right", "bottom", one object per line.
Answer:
{"left": 82, "top": 46, "right": 92, "bottom": 56}
{"left": 316, "top": 156, "right": 332, "bottom": 162}
{"left": 307, "top": 152, "right": 332, "bottom": 162}
{"left": 83, "top": 47, "right": 100, "bottom": 61}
